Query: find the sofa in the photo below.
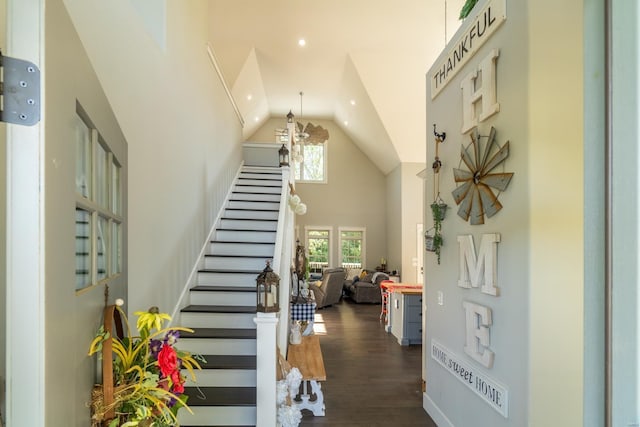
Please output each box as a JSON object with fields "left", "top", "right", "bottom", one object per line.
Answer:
{"left": 308, "top": 268, "right": 347, "bottom": 308}
{"left": 343, "top": 270, "right": 390, "bottom": 304}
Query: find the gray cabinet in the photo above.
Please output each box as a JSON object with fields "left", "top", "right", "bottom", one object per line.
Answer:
{"left": 390, "top": 291, "right": 422, "bottom": 345}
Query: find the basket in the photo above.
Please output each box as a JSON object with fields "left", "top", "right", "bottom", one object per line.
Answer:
{"left": 90, "top": 305, "right": 125, "bottom": 427}
{"left": 425, "top": 228, "right": 436, "bottom": 252}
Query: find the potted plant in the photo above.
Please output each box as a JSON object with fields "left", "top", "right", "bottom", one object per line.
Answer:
{"left": 89, "top": 306, "right": 202, "bottom": 427}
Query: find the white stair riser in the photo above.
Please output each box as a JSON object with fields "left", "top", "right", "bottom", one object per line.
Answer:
{"left": 219, "top": 219, "right": 277, "bottom": 230}
{"left": 190, "top": 291, "right": 256, "bottom": 306}
{"left": 179, "top": 338, "right": 256, "bottom": 355}
{"left": 237, "top": 178, "right": 282, "bottom": 187}
{"left": 204, "top": 256, "right": 266, "bottom": 271}
{"left": 210, "top": 242, "right": 275, "bottom": 256}
{"left": 240, "top": 172, "right": 281, "bottom": 180}
{"left": 181, "top": 312, "right": 256, "bottom": 329}
{"left": 214, "top": 230, "right": 276, "bottom": 243}
{"left": 230, "top": 192, "right": 281, "bottom": 202}
{"left": 185, "top": 369, "right": 256, "bottom": 387}
{"left": 234, "top": 185, "right": 281, "bottom": 194}
{"left": 197, "top": 272, "right": 257, "bottom": 286}
{"left": 224, "top": 209, "right": 278, "bottom": 220}
{"left": 228, "top": 200, "right": 280, "bottom": 210}
{"left": 178, "top": 406, "right": 256, "bottom": 426}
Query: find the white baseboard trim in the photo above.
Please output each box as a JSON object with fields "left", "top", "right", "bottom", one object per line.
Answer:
{"left": 169, "top": 161, "right": 245, "bottom": 323}
{"left": 424, "top": 392, "right": 455, "bottom": 427}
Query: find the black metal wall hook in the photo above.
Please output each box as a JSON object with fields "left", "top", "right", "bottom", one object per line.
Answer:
{"left": 433, "top": 124, "right": 446, "bottom": 143}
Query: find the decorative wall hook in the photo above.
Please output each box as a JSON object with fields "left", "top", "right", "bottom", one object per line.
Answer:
{"left": 433, "top": 124, "right": 446, "bottom": 143}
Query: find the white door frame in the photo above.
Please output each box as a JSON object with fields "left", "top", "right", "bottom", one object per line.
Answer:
{"left": 5, "top": 0, "right": 45, "bottom": 425}
{"left": 416, "top": 223, "right": 424, "bottom": 284}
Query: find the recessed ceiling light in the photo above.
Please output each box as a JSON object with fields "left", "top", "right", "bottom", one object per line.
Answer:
{"left": 298, "top": 39, "right": 306, "bottom": 47}
{"left": 350, "top": 99, "right": 356, "bottom": 106}
{"left": 255, "top": 116, "right": 260, "bottom": 122}
{"left": 247, "top": 94, "right": 253, "bottom": 101}
{"left": 344, "top": 121, "right": 349, "bottom": 126}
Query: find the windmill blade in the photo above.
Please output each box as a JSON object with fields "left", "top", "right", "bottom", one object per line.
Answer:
{"left": 477, "top": 183, "right": 503, "bottom": 218}
{"left": 479, "top": 172, "right": 514, "bottom": 192}
{"left": 456, "top": 185, "right": 474, "bottom": 221}
{"left": 481, "top": 140, "right": 510, "bottom": 175}
{"left": 470, "top": 127, "right": 481, "bottom": 171}
{"left": 452, "top": 180, "right": 473, "bottom": 204}
{"left": 460, "top": 144, "right": 476, "bottom": 172}
{"left": 453, "top": 168, "right": 474, "bottom": 183}
{"left": 469, "top": 186, "right": 485, "bottom": 225}
{"left": 480, "top": 127, "right": 497, "bottom": 170}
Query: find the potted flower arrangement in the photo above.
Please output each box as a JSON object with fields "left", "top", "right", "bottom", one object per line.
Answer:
{"left": 88, "top": 306, "right": 202, "bottom": 427}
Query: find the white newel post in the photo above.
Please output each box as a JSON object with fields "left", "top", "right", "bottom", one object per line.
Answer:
{"left": 254, "top": 312, "right": 279, "bottom": 427}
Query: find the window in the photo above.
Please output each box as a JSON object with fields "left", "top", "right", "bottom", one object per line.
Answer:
{"left": 305, "top": 227, "right": 332, "bottom": 273}
{"left": 294, "top": 142, "right": 326, "bottom": 183}
{"left": 75, "top": 112, "right": 123, "bottom": 291}
{"left": 339, "top": 228, "right": 366, "bottom": 269}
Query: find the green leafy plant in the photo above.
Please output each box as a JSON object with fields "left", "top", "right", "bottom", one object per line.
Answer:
{"left": 89, "top": 307, "right": 202, "bottom": 427}
{"left": 430, "top": 202, "right": 447, "bottom": 264}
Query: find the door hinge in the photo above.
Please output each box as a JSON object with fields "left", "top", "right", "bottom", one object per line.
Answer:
{"left": 0, "top": 50, "right": 40, "bottom": 126}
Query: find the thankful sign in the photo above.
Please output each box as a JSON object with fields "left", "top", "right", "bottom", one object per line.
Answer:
{"left": 430, "top": 0, "right": 506, "bottom": 99}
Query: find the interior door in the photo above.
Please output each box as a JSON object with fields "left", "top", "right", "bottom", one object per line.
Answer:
{"left": 5, "top": 1, "right": 128, "bottom": 425}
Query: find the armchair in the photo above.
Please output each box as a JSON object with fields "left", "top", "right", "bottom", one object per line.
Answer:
{"left": 309, "top": 268, "right": 347, "bottom": 308}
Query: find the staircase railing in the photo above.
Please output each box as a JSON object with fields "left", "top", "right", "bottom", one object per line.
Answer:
{"left": 255, "top": 164, "right": 294, "bottom": 427}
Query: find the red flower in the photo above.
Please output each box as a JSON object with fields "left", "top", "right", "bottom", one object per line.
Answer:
{"left": 171, "top": 370, "right": 185, "bottom": 394}
{"left": 158, "top": 345, "right": 178, "bottom": 378}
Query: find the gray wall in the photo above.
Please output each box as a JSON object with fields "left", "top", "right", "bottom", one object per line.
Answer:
{"left": 386, "top": 167, "right": 402, "bottom": 274}
{"left": 424, "top": 0, "right": 585, "bottom": 425}
{"left": 64, "top": 0, "right": 243, "bottom": 316}
{"left": 249, "top": 118, "right": 387, "bottom": 270}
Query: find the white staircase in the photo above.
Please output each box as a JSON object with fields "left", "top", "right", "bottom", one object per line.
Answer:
{"left": 178, "top": 166, "right": 284, "bottom": 427}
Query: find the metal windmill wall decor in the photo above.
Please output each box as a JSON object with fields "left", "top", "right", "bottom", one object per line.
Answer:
{"left": 452, "top": 127, "right": 513, "bottom": 225}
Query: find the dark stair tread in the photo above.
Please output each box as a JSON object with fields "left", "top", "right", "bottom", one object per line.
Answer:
{"left": 191, "top": 285, "right": 256, "bottom": 293}
{"left": 182, "top": 304, "right": 256, "bottom": 314}
{"left": 194, "top": 354, "right": 256, "bottom": 370}
{"left": 229, "top": 198, "right": 280, "bottom": 203}
{"left": 225, "top": 208, "right": 279, "bottom": 212}
{"left": 186, "top": 327, "right": 256, "bottom": 339}
{"left": 220, "top": 217, "right": 277, "bottom": 221}
{"left": 183, "top": 386, "right": 256, "bottom": 406}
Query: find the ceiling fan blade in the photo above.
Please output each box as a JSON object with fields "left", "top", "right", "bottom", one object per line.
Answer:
{"left": 479, "top": 172, "right": 513, "bottom": 192}
{"left": 452, "top": 180, "right": 472, "bottom": 204}
{"left": 477, "top": 183, "right": 503, "bottom": 218}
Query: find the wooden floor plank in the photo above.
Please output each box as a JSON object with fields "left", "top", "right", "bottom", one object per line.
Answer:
{"left": 298, "top": 298, "right": 436, "bottom": 426}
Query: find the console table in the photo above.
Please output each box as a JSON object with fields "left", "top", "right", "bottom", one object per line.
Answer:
{"left": 286, "top": 334, "right": 326, "bottom": 416}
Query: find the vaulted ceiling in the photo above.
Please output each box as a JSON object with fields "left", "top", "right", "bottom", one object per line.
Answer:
{"left": 208, "top": 0, "right": 466, "bottom": 174}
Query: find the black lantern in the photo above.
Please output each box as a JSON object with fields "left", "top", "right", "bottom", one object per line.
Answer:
{"left": 287, "top": 110, "right": 295, "bottom": 123}
{"left": 279, "top": 144, "right": 289, "bottom": 167}
{"left": 256, "top": 260, "right": 280, "bottom": 313}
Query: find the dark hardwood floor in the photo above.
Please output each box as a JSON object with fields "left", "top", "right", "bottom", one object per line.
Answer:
{"left": 298, "top": 298, "right": 437, "bottom": 427}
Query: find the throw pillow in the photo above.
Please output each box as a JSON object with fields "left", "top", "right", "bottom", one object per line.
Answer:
{"left": 362, "top": 272, "right": 374, "bottom": 283}
{"left": 359, "top": 270, "right": 368, "bottom": 280}
{"left": 314, "top": 280, "right": 323, "bottom": 288}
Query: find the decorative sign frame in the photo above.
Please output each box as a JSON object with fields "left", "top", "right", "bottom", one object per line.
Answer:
{"left": 431, "top": 339, "right": 509, "bottom": 417}
{"left": 430, "top": 0, "right": 506, "bottom": 99}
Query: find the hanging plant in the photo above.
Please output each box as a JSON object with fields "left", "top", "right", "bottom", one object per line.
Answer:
{"left": 430, "top": 200, "right": 447, "bottom": 264}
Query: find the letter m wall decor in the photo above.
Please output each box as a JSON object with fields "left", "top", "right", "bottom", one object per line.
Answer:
{"left": 457, "top": 234, "right": 500, "bottom": 296}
